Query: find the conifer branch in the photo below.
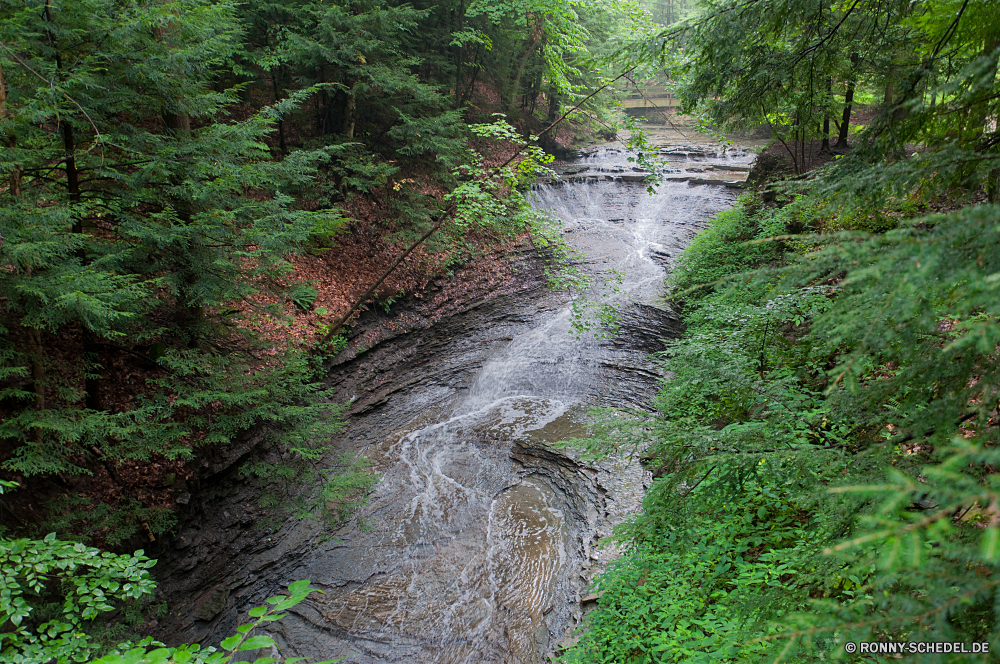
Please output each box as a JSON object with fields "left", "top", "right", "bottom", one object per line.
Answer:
{"left": 0, "top": 41, "right": 105, "bottom": 161}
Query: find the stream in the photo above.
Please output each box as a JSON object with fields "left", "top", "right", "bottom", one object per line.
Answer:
{"left": 155, "top": 128, "right": 755, "bottom": 663}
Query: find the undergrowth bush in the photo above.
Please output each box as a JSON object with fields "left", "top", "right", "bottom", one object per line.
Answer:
{"left": 563, "top": 199, "right": 1000, "bottom": 663}
{"left": 667, "top": 194, "right": 786, "bottom": 303}
{"left": 565, "top": 471, "right": 851, "bottom": 664}
{"left": 0, "top": 488, "right": 339, "bottom": 664}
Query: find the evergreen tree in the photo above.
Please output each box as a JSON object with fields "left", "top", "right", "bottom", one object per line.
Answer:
{"left": 0, "top": 0, "right": 344, "bottom": 542}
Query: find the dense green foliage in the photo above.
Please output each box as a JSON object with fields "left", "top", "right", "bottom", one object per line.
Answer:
{"left": 569, "top": 195, "right": 1000, "bottom": 662}
{"left": 0, "top": 480, "right": 328, "bottom": 664}
{"left": 563, "top": 198, "right": 883, "bottom": 662}
{"left": 565, "top": 0, "right": 1000, "bottom": 661}
{"left": 1, "top": 531, "right": 156, "bottom": 663}
{"left": 667, "top": 202, "right": 783, "bottom": 299}
{"left": 564, "top": 466, "right": 858, "bottom": 663}
{"left": 657, "top": 0, "right": 1000, "bottom": 181}
{"left": 0, "top": 520, "right": 334, "bottom": 664}
{"left": 0, "top": 0, "right": 353, "bottom": 544}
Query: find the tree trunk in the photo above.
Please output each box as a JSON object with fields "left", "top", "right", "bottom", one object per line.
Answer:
{"left": 505, "top": 17, "right": 543, "bottom": 111}
{"left": 271, "top": 67, "right": 287, "bottom": 154}
{"left": 821, "top": 77, "right": 832, "bottom": 153}
{"left": 26, "top": 328, "right": 45, "bottom": 412}
{"left": 454, "top": 0, "right": 465, "bottom": 109}
{"left": 63, "top": 124, "right": 80, "bottom": 202}
{"left": 153, "top": 24, "right": 191, "bottom": 135}
{"left": 0, "top": 62, "right": 22, "bottom": 196}
{"left": 43, "top": 2, "right": 101, "bottom": 409}
{"left": 61, "top": 122, "right": 102, "bottom": 409}
{"left": 988, "top": 170, "right": 1000, "bottom": 204}
{"left": 774, "top": 129, "right": 799, "bottom": 174}
{"left": 460, "top": 44, "right": 482, "bottom": 106}
{"left": 24, "top": 267, "right": 46, "bottom": 443}
{"left": 317, "top": 64, "right": 327, "bottom": 133}
{"left": 163, "top": 109, "right": 191, "bottom": 133}
{"left": 835, "top": 52, "right": 859, "bottom": 149}
{"left": 540, "top": 83, "right": 560, "bottom": 153}
{"left": 883, "top": 73, "right": 896, "bottom": 108}
{"left": 883, "top": 47, "right": 899, "bottom": 108}
{"left": 983, "top": 37, "right": 1000, "bottom": 202}
{"left": 546, "top": 83, "right": 560, "bottom": 125}
{"left": 343, "top": 79, "right": 358, "bottom": 139}
{"left": 802, "top": 129, "right": 807, "bottom": 171}
{"left": 529, "top": 52, "right": 544, "bottom": 114}
{"left": 154, "top": 25, "right": 202, "bottom": 339}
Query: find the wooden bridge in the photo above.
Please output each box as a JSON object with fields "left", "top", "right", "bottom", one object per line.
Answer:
{"left": 620, "top": 84, "right": 679, "bottom": 109}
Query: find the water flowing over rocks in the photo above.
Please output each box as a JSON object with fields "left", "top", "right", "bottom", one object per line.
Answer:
{"left": 544, "top": 140, "right": 753, "bottom": 190}
{"left": 152, "top": 131, "right": 751, "bottom": 663}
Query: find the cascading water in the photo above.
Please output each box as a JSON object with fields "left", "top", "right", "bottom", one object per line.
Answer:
{"left": 218, "top": 135, "right": 751, "bottom": 664}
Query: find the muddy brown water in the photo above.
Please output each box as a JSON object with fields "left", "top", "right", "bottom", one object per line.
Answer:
{"left": 153, "top": 131, "right": 752, "bottom": 663}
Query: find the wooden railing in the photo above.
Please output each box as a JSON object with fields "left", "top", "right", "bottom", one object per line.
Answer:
{"left": 621, "top": 86, "right": 678, "bottom": 109}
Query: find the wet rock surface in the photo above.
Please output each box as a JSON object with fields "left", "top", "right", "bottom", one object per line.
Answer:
{"left": 152, "top": 132, "right": 746, "bottom": 663}
{"left": 542, "top": 138, "right": 757, "bottom": 190}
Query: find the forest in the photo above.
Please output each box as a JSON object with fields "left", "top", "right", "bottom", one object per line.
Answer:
{"left": 2, "top": 0, "right": 1000, "bottom": 662}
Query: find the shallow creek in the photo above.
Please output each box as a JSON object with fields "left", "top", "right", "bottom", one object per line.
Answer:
{"left": 158, "top": 130, "right": 753, "bottom": 663}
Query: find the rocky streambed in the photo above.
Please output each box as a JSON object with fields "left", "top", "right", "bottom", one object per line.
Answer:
{"left": 151, "top": 131, "right": 751, "bottom": 663}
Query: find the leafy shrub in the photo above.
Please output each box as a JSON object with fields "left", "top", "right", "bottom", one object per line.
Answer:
{"left": 0, "top": 532, "right": 156, "bottom": 664}
{"left": 91, "top": 580, "right": 342, "bottom": 664}
{"left": 667, "top": 195, "right": 785, "bottom": 304}
{"left": 288, "top": 283, "right": 321, "bottom": 311}
{"left": 566, "top": 477, "right": 822, "bottom": 664}
{"left": 0, "top": 500, "right": 340, "bottom": 664}
{"left": 564, "top": 200, "right": 1000, "bottom": 662}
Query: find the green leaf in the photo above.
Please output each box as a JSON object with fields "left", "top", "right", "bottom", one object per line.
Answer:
{"left": 220, "top": 635, "right": 241, "bottom": 651}
{"left": 238, "top": 635, "right": 276, "bottom": 651}
{"left": 981, "top": 527, "right": 1000, "bottom": 562}
{"left": 257, "top": 613, "right": 287, "bottom": 622}
{"left": 286, "top": 580, "right": 314, "bottom": 596}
